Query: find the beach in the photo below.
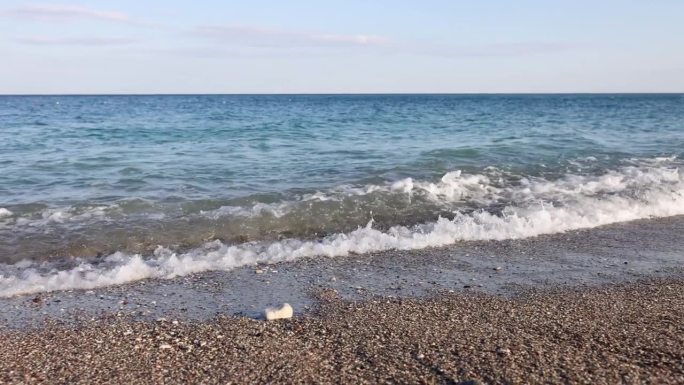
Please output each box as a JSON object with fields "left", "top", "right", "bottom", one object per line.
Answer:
{"left": 1, "top": 278, "right": 683, "bottom": 384}
{"left": 2, "top": 0, "right": 684, "bottom": 381}
{"left": 1, "top": 95, "right": 684, "bottom": 383}
{"left": 0, "top": 216, "right": 683, "bottom": 383}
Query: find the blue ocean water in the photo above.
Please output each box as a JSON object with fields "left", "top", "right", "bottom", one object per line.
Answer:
{"left": 1, "top": 94, "right": 684, "bottom": 296}
{"left": 1, "top": 94, "right": 683, "bottom": 206}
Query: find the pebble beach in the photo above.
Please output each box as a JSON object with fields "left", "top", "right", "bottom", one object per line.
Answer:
{"left": 2, "top": 4, "right": 684, "bottom": 384}
{"left": 1, "top": 279, "right": 682, "bottom": 384}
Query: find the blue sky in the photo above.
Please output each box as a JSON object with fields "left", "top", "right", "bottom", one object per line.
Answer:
{"left": 1, "top": 0, "right": 683, "bottom": 93}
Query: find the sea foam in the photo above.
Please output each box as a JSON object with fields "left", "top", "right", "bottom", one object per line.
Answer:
{"left": 0, "top": 208, "right": 12, "bottom": 219}
{"left": 0, "top": 162, "right": 682, "bottom": 297}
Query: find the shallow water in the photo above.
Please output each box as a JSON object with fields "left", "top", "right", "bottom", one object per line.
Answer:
{"left": 1, "top": 94, "right": 683, "bottom": 296}
{"left": 2, "top": 216, "right": 683, "bottom": 327}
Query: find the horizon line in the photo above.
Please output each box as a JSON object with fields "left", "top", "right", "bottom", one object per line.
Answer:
{"left": 1, "top": 92, "right": 683, "bottom": 97}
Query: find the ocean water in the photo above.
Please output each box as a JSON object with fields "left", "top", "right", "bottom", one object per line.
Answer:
{"left": 1, "top": 94, "right": 683, "bottom": 296}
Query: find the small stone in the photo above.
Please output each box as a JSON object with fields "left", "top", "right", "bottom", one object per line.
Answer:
{"left": 159, "top": 344, "right": 173, "bottom": 350}
{"left": 416, "top": 353, "right": 425, "bottom": 359}
{"left": 264, "top": 303, "right": 294, "bottom": 320}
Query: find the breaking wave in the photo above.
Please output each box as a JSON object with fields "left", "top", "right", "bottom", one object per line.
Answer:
{"left": 1, "top": 158, "right": 683, "bottom": 297}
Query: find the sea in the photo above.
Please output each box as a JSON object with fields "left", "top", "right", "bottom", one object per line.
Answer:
{"left": 1, "top": 94, "right": 683, "bottom": 297}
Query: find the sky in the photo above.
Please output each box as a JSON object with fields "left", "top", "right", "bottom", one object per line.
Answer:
{"left": 1, "top": 0, "right": 683, "bottom": 94}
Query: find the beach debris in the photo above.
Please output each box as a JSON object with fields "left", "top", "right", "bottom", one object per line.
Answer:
{"left": 255, "top": 269, "right": 264, "bottom": 274}
{"left": 494, "top": 266, "right": 503, "bottom": 271}
{"left": 159, "top": 344, "right": 173, "bottom": 350}
{"left": 264, "top": 303, "right": 293, "bottom": 320}
{"left": 496, "top": 347, "right": 511, "bottom": 355}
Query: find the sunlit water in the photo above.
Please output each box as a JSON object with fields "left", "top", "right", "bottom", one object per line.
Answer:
{"left": 1, "top": 94, "right": 683, "bottom": 296}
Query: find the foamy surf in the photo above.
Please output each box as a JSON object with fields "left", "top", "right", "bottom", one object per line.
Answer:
{"left": 1, "top": 161, "right": 682, "bottom": 297}
{"left": 0, "top": 208, "right": 12, "bottom": 219}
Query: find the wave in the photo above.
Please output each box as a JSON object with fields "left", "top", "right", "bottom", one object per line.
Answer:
{"left": 13, "top": 206, "right": 112, "bottom": 227}
{"left": 0, "top": 159, "right": 682, "bottom": 297}
{"left": 0, "top": 208, "right": 12, "bottom": 219}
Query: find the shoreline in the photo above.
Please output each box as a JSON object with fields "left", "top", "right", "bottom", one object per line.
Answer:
{"left": 1, "top": 278, "right": 683, "bottom": 384}
{"left": 1, "top": 215, "right": 684, "bottom": 328}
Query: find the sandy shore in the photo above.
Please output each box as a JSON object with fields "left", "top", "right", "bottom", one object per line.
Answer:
{"left": 1, "top": 279, "right": 682, "bottom": 384}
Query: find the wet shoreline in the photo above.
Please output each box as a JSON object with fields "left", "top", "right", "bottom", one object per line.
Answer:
{"left": 1, "top": 215, "right": 683, "bottom": 328}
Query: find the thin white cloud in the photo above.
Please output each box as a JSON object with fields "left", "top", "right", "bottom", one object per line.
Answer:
{"left": 16, "top": 36, "right": 138, "bottom": 46}
{"left": 439, "top": 42, "right": 573, "bottom": 57}
{"left": 5, "top": 4, "right": 133, "bottom": 24}
{"left": 189, "top": 24, "right": 569, "bottom": 58}
{"left": 315, "top": 34, "right": 388, "bottom": 46}
{"left": 192, "top": 25, "right": 388, "bottom": 48}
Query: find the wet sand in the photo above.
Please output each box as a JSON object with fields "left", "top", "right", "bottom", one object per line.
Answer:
{"left": 1, "top": 279, "right": 683, "bottom": 384}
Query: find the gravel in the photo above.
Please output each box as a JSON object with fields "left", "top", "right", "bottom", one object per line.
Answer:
{"left": 1, "top": 279, "right": 683, "bottom": 384}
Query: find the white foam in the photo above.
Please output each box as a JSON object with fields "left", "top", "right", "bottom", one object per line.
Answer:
{"left": 299, "top": 168, "right": 503, "bottom": 206}
{"left": 0, "top": 208, "right": 12, "bottom": 219}
{"left": 200, "top": 202, "right": 292, "bottom": 219}
{"left": 0, "top": 162, "right": 682, "bottom": 297}
{"left": 12, "top": 205, "right": 114, "bottom": 228}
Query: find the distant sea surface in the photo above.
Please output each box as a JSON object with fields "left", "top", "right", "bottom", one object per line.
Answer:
{"left": 1, "top": 94, "right": 683, "bottom": 296}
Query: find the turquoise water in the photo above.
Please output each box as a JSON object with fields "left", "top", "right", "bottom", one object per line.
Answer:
{"left": 2, "top": 94, "right": 683, "bottom": 205}
{"left": 1, "top": 94, "right": 684, "bottom": 296}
